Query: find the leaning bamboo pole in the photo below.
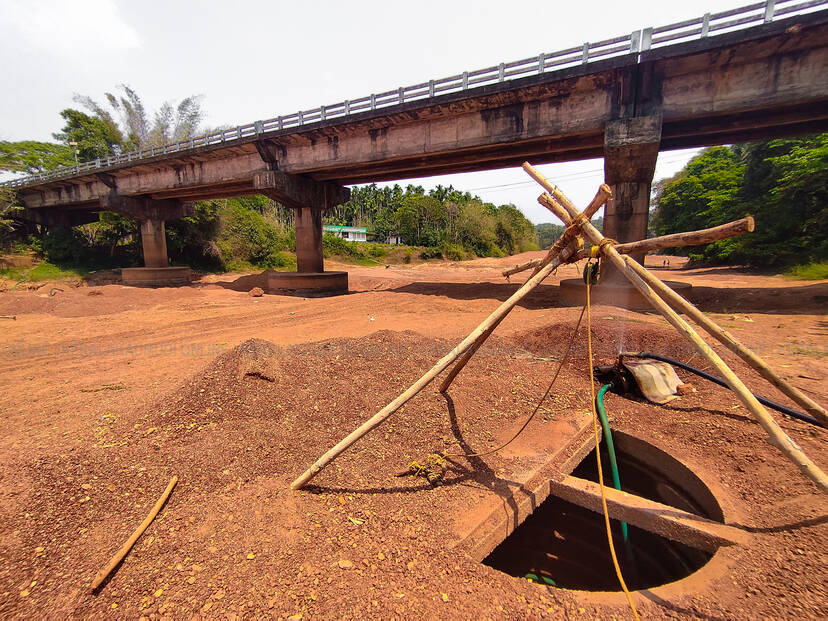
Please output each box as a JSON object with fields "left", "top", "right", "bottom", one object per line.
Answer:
{"left": 522, "top": 162, "right": 828, "bottom": 493}
{"left": 624, "top": 257, "right": 827, "bottom": 426}
{"left": 438, "top": 237, "right": 582, "bottom": 393}
{"left": 438, "top": 184, "right": 611, "bottom": 393}
{"left": 290, "top": 220, "right": 589, "bottom": 489}
{"left": 503, "top": 217, "right": 756, "bottom": 277}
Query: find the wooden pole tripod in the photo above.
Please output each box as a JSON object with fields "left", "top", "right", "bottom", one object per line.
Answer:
{"left": 522, "top": 162, "right": 827, "bottom": 493}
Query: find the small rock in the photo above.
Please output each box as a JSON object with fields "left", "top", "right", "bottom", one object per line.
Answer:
{"left": 248, "top": 287, "right": 264, "bottom": 297}
{"left": 338, "top": 559, "right": 354, "bottom": 570}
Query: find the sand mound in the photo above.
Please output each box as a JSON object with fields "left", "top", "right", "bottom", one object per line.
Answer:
{"left": 212, "top": 337, "right": 282, "bottom": 383}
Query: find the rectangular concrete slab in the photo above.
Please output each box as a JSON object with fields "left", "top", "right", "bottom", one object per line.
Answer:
{"left": 451, "top": 412, "right": 594, "bottom": 561}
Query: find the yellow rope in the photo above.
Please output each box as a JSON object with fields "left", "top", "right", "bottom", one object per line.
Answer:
{"left": 586, "top": 278, "right": 640, "bottom": 621}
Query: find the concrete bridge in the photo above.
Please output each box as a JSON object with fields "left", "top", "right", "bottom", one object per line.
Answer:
{"left": 7, "top": 0, "right": 828, "bottom": 290}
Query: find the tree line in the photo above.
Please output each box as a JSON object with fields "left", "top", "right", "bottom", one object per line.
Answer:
{"left": 651, "top": 134, "right": 827, "bottom": 269}
{"left": 327, "top": 184, "right": 538, "bottom": 259}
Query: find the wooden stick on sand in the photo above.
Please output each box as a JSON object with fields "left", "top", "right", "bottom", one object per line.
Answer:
{"left": 504, "top": 212, "right": 755, "bottom": 278}
{"left": 91, "top": 476, "right": 178, "bottom": 591}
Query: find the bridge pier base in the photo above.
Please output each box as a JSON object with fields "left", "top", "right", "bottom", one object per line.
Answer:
{"left": 120, "top": 217, "right": 191, "bottom": 287}
{"left": 267, "top": 206, "right": 349, "bottom": 295}
{"left": 99, "top": 196, "right": 193, "bottom": 287}
{"left": 254, "top": 171, "right": 351, "bottom": 296}
{"left": 559, "top": 115, "right": 690, "bottom": 308}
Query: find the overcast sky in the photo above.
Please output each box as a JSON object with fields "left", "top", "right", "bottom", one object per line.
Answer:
{"left": 0, "top": 0, "right": 754, "bottom": 223}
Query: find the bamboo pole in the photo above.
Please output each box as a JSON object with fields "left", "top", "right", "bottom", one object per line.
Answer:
{"left": 504, "top": 217, "right": 756, "bottom": 277}
{"left": 624, "top": 257, "right": 827, "bottom": 426}
{"left": 441, "top": 185, "right": 611, "bottom": 392}
{"left": 522, "top": 163, "right": 828, "bottom": 493}
{"left": 575, "top": 217, "right": 754, "bottom": 261}
{"left": 91, "top": 476, "right": 178, "bottom": 591}
{"left": 439, "top": 238, "right": 582, "bottom": 393}
{"left": 291, "top": 243, "right": 573, "bottom": 490}
{"left": 503, "top": 258, "right": 541, "bottom": 278}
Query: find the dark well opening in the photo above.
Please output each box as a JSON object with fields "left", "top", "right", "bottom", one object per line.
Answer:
{"left": 483, "top": 432, "right": 723, "bottom": 591}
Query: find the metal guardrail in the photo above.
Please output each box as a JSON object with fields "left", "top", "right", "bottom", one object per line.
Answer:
{"left": 5, "top": 0, "right": 826, "bottom": 189}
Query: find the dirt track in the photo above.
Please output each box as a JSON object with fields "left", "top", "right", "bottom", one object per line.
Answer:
{"left": 0, "top": 253, "right": 826, "bottom": 619}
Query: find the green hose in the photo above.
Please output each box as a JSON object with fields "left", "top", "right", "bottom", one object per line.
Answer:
{"left": 596, "top": 384, "right": 628, "bottom": 542}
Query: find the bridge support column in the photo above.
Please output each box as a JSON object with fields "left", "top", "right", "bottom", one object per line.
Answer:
{"left": 253, "top": 170, "right": 350, "bottom": 295}
{"left": 100, "top": 195, "right": 192, "bottom": 287}
{"left": 139, "top": 219, "right": 169, "bottom": 268}
{"left": 294, "top": 207, "right": 324, "bottom": 273}
{"left": 602, "top": 115, "right": 661, "bottom": 274}
{"left": 559, "top": 116, "right": 690, "bottom": 307}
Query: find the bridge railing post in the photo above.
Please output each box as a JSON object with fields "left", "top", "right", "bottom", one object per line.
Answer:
{"left": 630, "top": 30, "right": 641, "bottom": 53}
{"left": 764, "top": 0, "right": 776, "bottom": 23}
{"left": 641, "top": 27, "right": 652, "bottom": 51}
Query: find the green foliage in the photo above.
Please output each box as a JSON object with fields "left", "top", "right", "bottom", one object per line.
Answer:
{"left": 40, "top": 227, "right": 91, "bottom": 264}
{"left": 0, "top": 261, "right": 88, "bottom": 282}
{"left": 166, "top": 202, "right": 222, "bottom": 269}
{"left": 0, "top": 187, "right": 22, "bottom": 249}
{"left": 328, "top": 183, "right": 536, "bottom": 258}
{"left": 322, "top": 232, "right": 358, "bottom": 258}
{"left": 0, "top": 141, "right": 75, "bottom": 174}
{"left": 53, "top": 109, "right": 123, "bottom": 160}
{"left": 652, "top": 134, "right": 828, "bottom": 268}
{"left": 785, "top": 262, "right": 828, "bottom": 280}
{"left": 494, "top": 203, "right": 538, "bottom": 254}
{"left": 536, "top": 222, "right": 566, "bottom": 249}
{"left": 215, "top": 200, "right": 292, "bottom": 269}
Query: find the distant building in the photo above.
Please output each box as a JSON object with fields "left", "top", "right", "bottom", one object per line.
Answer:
{"left": 386, "top": 233, "right": 402, "bottom": 245}
{"left": 322, "top": 225, "right": 367, "bottom": 242}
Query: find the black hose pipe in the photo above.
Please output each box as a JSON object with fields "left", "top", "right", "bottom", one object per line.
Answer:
{"left": 621, "top": 352, "right": 822, "bottom": 428}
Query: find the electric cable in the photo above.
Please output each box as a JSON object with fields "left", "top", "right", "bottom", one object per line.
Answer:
{"left": 621, "top": 352, "right": 821, "bottom": 427}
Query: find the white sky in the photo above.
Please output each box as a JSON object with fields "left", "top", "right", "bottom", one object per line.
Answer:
{"left": 0, "top": 0, "right": 754, "bottom": 223}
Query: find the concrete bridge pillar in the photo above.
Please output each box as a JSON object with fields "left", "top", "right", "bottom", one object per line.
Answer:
{"left": 294, "top": 207, "right": 324, "bottom": 273}
{"left": 139, "top": 218, "right": 169, "bottom": 268}
{"left": 602, "top": 115, "right": 662, "bottom": 277}
{"left": 560, "top": 115, "right": 690, "bottom": 307}
{"left": 100, "top": 195, "right": 192, "bottom": 287}
{"left": 253, "top": 170, "right": 350, "bottom": 295}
